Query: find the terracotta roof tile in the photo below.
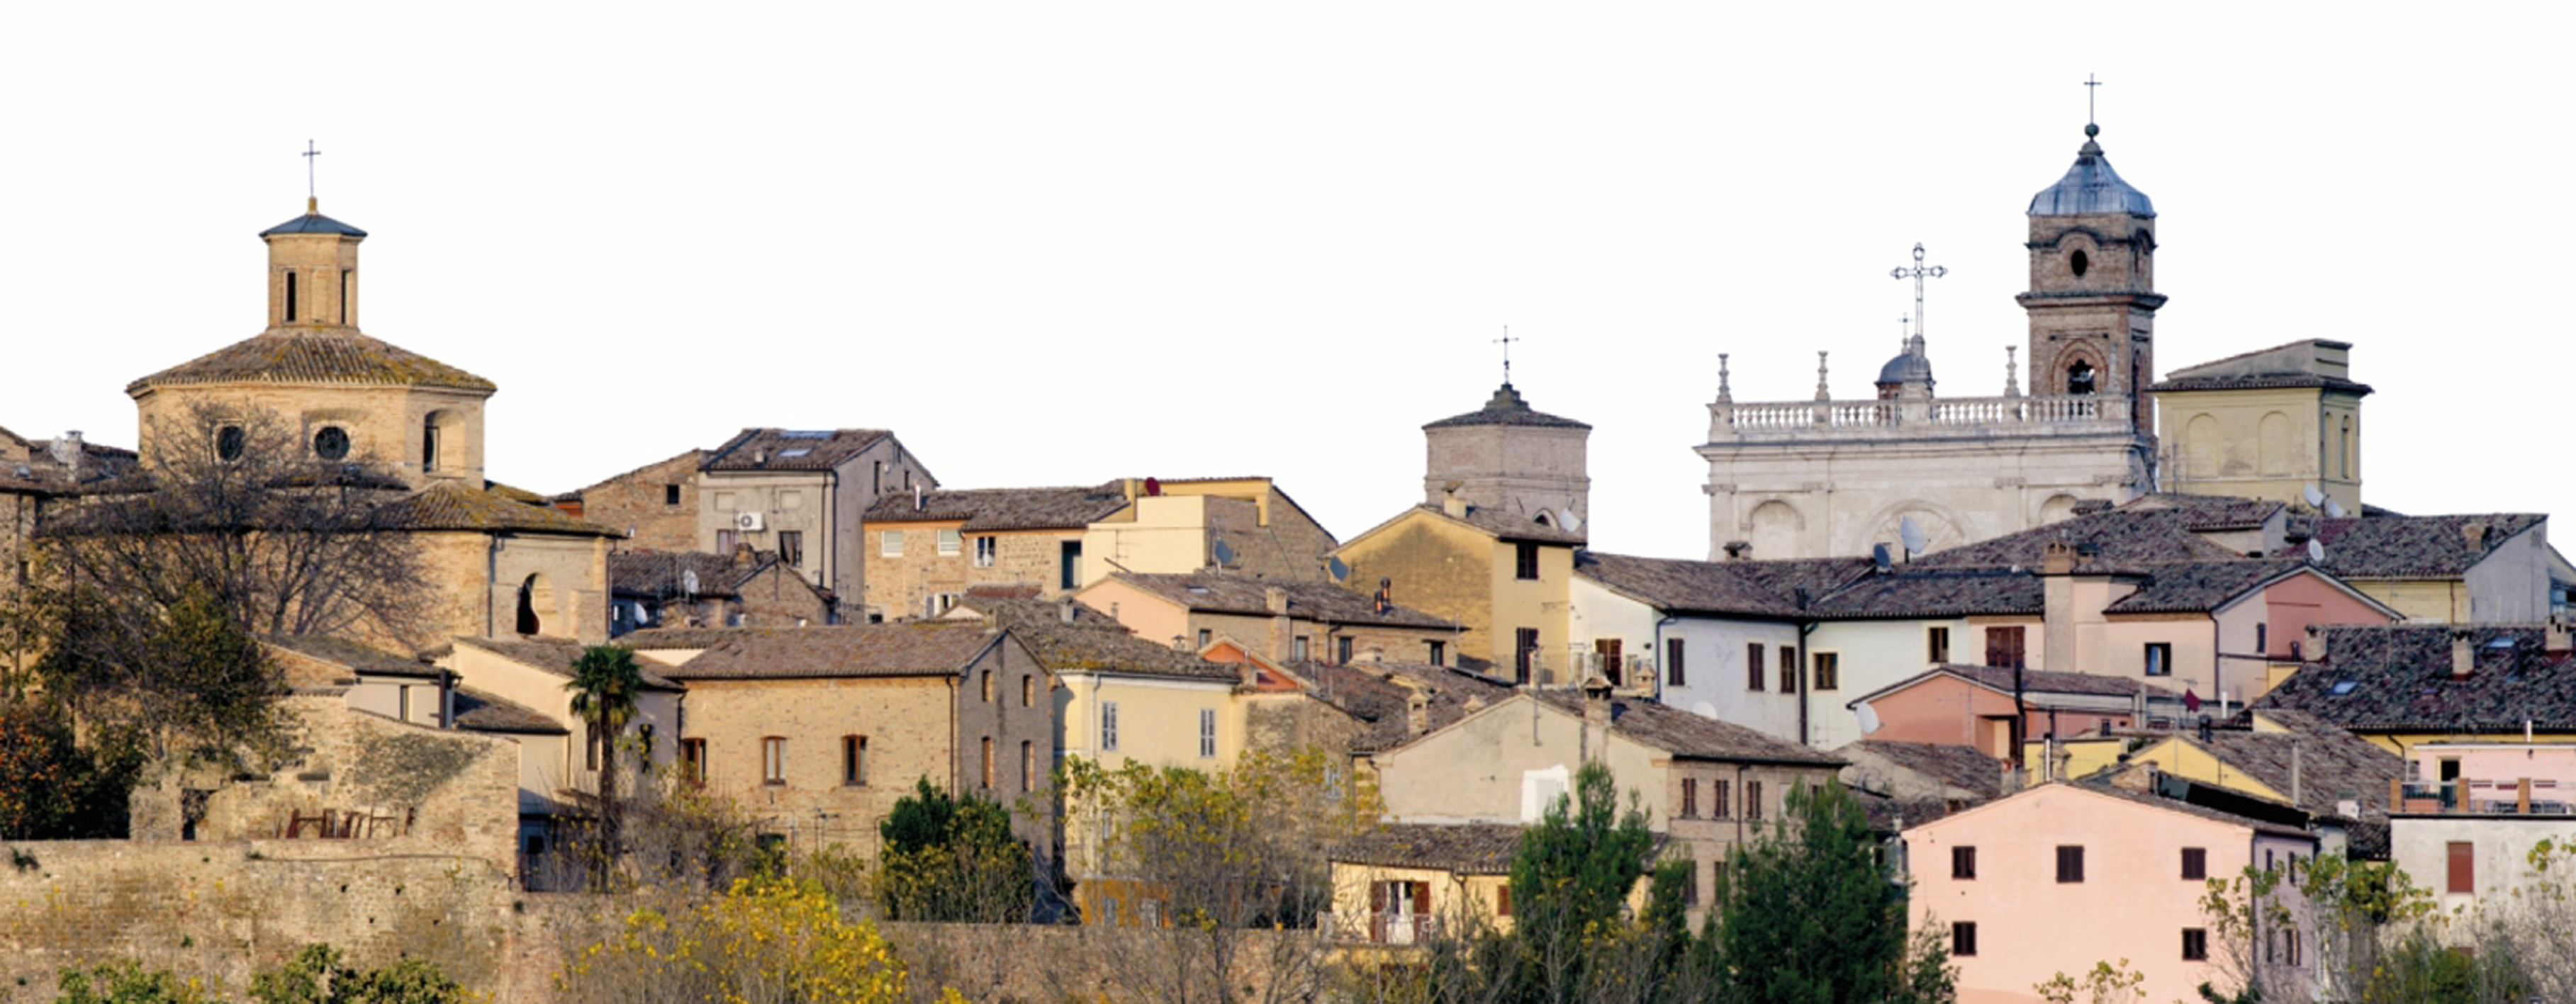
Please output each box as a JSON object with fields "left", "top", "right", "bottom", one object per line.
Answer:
{"left": 1330, "top": 822, "right": 1527, "bottom": 874}
{"left": 624, "top": 623, "right": 1009, "bottom": 680}
{"left": 702, "top": 429, "right": 892, "bottom": 473}
{"left": 2256, "top": 624, "right": 2576, "bottom": 733}
{"left": 1804, "top": 568, "right": 2045, "bottom": 619}
{"left": 452, "top": 687, "right": 566, "bottom": 734}
{"left": 865, "top": 481, "right": 1131, "bottom": 531}
{"left": 2102, "top": 559, "right": 2313, "bottom": 614}
{"left": 1107, "top": 572, "right": 1457, "bottom": 629}
{"left": 610, "top": 551, "right": 771, "bottom": 600}
{"left": 1837, "top": 740, "right": 2007, "bottom": 797}
{"left": 128, "top": 329, "right": 495, "bottom": 395}
{"left": 1913, "top": 503, "right": 2252, "bottom": 568}
{"left": 1529, "top": 690, "right": 1842, "bottom": 766}
{"left": 263, "top": 635, "right": 437, "bottom": 677}
{"left": 948, "top": 597, "right": 1241, "bottom": 681}
{"left": 1578, "top": 552, "right": 1872, "bottom": 618}
{"left": 2305, "top": 514, "right": 2548, "bottom": 578}
{"left": 454, "top": 636, "right": 685, "bottom": 690}
{"left": 1422, "top": 383, "right": 1591, "bottom": 430}
{"left": 1297, "top": 661, "right": 1517, "bottom": 752}
{"left": 390, "top": 481, "right": 618, "bottom": 536}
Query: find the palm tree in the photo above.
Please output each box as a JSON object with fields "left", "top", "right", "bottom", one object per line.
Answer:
{"left": 566, "top": 645, "right": 645, "bottom": 860}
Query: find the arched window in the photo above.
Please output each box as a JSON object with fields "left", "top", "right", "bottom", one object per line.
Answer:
{"left": 2066, "top": 361, "right": 2096, "bottom": 395}
{"left": 284, "top": 271, "right": 298, "bottom": 322}
{"left": 516, "top": 572, "right": 556, "bottom": 636}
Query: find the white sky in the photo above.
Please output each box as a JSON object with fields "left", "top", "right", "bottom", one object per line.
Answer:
{"left": 2, "top": 4, "right": 2565, "bottom": 558}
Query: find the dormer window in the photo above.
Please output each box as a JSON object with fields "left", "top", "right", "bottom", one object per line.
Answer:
{"left": 2067, "top": 361, "right": 2096, "bottom": 395}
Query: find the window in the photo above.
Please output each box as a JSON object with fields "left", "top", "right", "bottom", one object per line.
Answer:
{"left": 1711, "top": 779, "right": 1732, "bottom": 819}
{"left": 1294, "top": 636, "right": 1310, "bottom": 661}
{"left": 1927, "top": 626, "right": 1950, "bottom": 664}
{"left": 980, "top": 737, "right": 995, "bottom": 789}
{"left": 339, "top": 269, "right": 350, "bottom": 324}
{"left": 1811, "top": 652, "right": 1839, "bottom": 691}
{"left": 717, "top": 529, "right": 738, "bottom": 554}
{"left": 973, "top": 535, "right": 997, "bottom": 568}
{"left": 1951, "top": 922, "right": 1978, "bottom": 957}
{"left": 778, "top": 530, "right": 803, "bottom": 565}
{"left": 938, "top": 529, "right": 963, "bottom": 557}
{"left": 1952, "top": 845, "right": 1977, "bottom": 880}
{"left": 1746, "top": 781, "right": 1764, "bottom": 820}
{"left": 2057, "top": 845, "right": 2085, "bottom": 883}
{"left": 681, "top": 738, "right": 706, "bottom": 786}
{"left": 1198, "top": 628, "right": 1212, "bottom": 650}
{"left": 1666, "top": 638, "right": 1686, "bottom": 686}
{"left": 2181, "top": 927, "right": 2209, "bottom": 961}
{"left": 1020, "top": 740, "right": 1034, "bottom": 791}
{"left": 1747, "top": 643, "right": 1765, "bottom": 692}
{"left": 284, "top": 270, "right": 298, "bottom": 321}
{"left": 842, "top": 735, "right": 867, "bottom": 786}
{"left": 1684, "top": 857, "right": 1701, "bottom": 906}
{"left": 1427, "top": 640, "right": 1445, "bottom": 666}
{"left": 665, "top": 483, "right": 682, "bottom": 506}
{"left": 2256, "top": 623, "right": 2268, "bottom": 655}
{"left": 586, "top": 725, "right": 601, "bottom": 770}
{"left": 1336, "top": 636, "right": 1353, "bottom": 664}
{"left": 1059, "top": 541, "right": 1082, "bottom": 590}
{"left": 312, "top": 426, "right": 350, "bottom": 461}
{"left": 762, "top": 737, "right": 785, "bottom": 785}
{"left": 214, "top": 425, "right": 245, "bottom": 462}
{"left": 2146, "top": 642, "right": 2173, "bottom": 677}
{"left": 981, "top": 670, "right": 995, "bottom": 702}
{"left": 1985, "top": 626, "right": 2027, "bottom": 669}
{"left": 1681, "top": 779, "right": 1698, "bottom": 818}
{"left": 1711, "top": 859, "right": 1728, "bottom": 899}
{"left": 2067, "top": 361, "right": 2096, "bottom": 395}
{"left": 1777, "top": 646, "right": 1798, "bottom": 692}
{"left": 872, "top": 461, "right": 883, "bottom": 493}
{"left": 1496, "top": 885, "right": 1511, "bottom": 917}
{"left": 1514, "top": 542, "right": 1540, "bottom": 580}
{"left": 1021, "top": 675, "right": 1034, "bottom": 707}
{"left": 881, "top": 531, "right": 904, "bottom": 557}
{"left": 2448, "top": 841, "right": 2474, "bottom": 893}
{"left": 1101, "top": 701, "right": 1120, "bottom": 752}
{"left": 1594, "top": 638, "right": 1624, "bottom": 686}
{"left": 421, "top": 422, "right": 441, "bottom": 473}
{"left": 1515, "top": 628, "right": 1540, "bottom": 684}
{"left": 1199, "top": 708, "right": 1218, "bottom": 758}
{"left": 2181, "top": 847, "right": 2207, "bottom": 880}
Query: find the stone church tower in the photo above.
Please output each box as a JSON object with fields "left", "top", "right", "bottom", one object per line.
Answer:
{"left": 1697, "top": 125, "right": 2162, "bottom": 560}
{"left": 1424, "top": 383, "right": 1591, "bottom": 533}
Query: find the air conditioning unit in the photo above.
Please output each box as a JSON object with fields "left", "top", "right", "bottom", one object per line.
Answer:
{"left": 736, "top": 511, "right": 765, "bottom": 532}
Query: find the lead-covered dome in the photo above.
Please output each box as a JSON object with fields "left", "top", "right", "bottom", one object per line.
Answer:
{"left": 2029, "top": 125, "right": 2155, "bottom": 218}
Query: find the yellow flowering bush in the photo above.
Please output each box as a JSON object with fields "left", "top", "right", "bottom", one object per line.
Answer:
{"left": 556, "top": 876, "right": 909, "bottom": 1004}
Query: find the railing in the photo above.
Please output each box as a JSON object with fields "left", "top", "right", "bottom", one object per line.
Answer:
{"left": 1711, "top": 394, "right": 2123, "bottom": 438}
{"left": 1321, "top": 910, "right": 1446, "bottom": 945}
{"left": 2392, "top": 778, "right": 2572, "bottom": 816}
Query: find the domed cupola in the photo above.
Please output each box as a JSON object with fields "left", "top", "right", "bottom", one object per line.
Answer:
{"left": 1874, "top": 334, "right": 1935, "bottom": 400}
{"left": 2029, "top": 124, "right": 2156, "bottom": 218}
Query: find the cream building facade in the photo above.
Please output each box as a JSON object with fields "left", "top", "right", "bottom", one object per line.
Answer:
{"left": 2150, "top": 339, "right": 2370, "bottom": 514}
{"left": 1698, "top": 125, "right": 2165, "bottom": 560}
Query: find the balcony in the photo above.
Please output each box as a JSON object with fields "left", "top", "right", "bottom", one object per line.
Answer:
{"left": 2391, "top": 777, "right": 2574, "bottom": 816}
{"left": 1708, "top": 393, "right": 2134, "bottom": 443}
{"left": 1321, "top": 910, "right": 1447, "bottom": 945}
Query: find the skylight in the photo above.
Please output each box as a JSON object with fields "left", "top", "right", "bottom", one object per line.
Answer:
{"left": 2329, "top": 679, "right": 2359, "bottom": 696}
{"left": 780, "top": 430, "right": 834, "bottom": 439}
{"left": 778, "top": 449, "right": 812, "bottom": 458}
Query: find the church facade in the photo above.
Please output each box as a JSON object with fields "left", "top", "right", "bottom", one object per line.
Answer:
{"left": 1697, "top": 125, "right": 2164, "bottom": 560}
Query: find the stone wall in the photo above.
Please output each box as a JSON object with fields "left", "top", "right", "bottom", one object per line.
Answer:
{"left": 573, "top": 449, "right": 703, "bottom": 553}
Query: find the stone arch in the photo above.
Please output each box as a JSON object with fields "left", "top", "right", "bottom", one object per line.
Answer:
{"left": 422, "top": 409, "right": 464, "bottom": 475}
{"left": 2257, "top": 412, "right": 2293, "bottom": 476}
{"left": 1745, "top": 500, "right": 1803, "bottom": 560}
{"left": 2048, "top": 346, "right": 2107, "bottom": 398}
{"left": 2184, "top": 414, "right": 2221, "bottom": 479}
{"left": 1852, "top": 497, "right": 1971, "bottom": 558}
{"left": 516, "top": 572, "right": 557, "bottom": 636}
{"left": 2339, "top": 415, "right": 2356, "bottom": 480}
{"left": 2037, "top": 493, "right": 2083, "bottom": 524}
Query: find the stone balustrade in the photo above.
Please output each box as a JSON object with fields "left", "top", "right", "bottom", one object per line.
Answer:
{"left": 1709, "top": 393, "right": 2129, "bottom": 440}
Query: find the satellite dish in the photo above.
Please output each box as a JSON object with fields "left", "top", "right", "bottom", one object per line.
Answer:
{"left": 1871, "top": 543, "right": 1893, "bottom": 571}
{"left": 1561, "top": 510, "right": 1582, "bottom": 533}
{"left": 2324, "top": 499, "right": 2348, "bottom": 518}
{"left": 1692, "top": 701, "right": 1719, "bottom": 720}
{"left": 2306, "top": 538, "right": 2325, "bottom": 563}
{"left": 1855, "top": 701, "right": 1884, "bottom": 734}
{"left": 1211, "top": 540, "right": 1237, "bottom": 568}
{"left": 2301, "top": 484, "right": 2326, "bottom": 507}
{"left": 682, "top": 569, "right": 700, "bottom": 596}
{"left": 1898, "top": 517, "right": 1927, "bottom": 556}
{"left": 1326, "top": 556, "right": 1350, "bottom": 582}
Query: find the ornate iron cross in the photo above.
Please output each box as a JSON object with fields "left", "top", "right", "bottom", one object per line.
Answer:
{"left": 1891, "top": 243, "right": 1947, "bottom": 339}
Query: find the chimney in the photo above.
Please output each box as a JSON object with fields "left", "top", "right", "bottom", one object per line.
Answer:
{"left": 754, "top": 449, "right": 768, "bottom": 465}
{"left": 1722, "top": 541, "right": 1752, "bottom": 562}
{"left": 1440, "top": 490, "right": 1467, "bottom": 519}
{"left": 1374, "top": 577, "right": 1393, "bottom": 615}
{"left": 2305, "top": 624, "right": 2326, "bottom": 663}
{"left": 2451, "top": 629, "right": 2475, "bottom": 679}
{"left": 2463, "top": 521, "right": 2490, "bottom": 551}
{"left": 2042, "top": 539, "right": 2078, "bottom": 575}
{"left": 2290, "top": 738, "right": 2303, "bottom": 807}
{"left": 913, "top": 483, "right": 924, "bottom": 511}
{"left": 733, "top": 542, "right": 756, "bottom": 566}
{"left": 1267, "top": 586, "right": 1292, "bottom": 662}
{"left": 2549, "top": 617, "right": 2571, "bottom": 656}
{"left": 1581, "top": 676, "right": 1613, "bottom": 761}
{"left": 1265, "top": 586, "right": 1289, "bottom": 615}
{"left": 49, "top": 432, "right": 81, "bottom": 477}
{"left": 1058, "top": 597, "right": 1078, "bottom": 624}
{"left": 1405, "top": 689, "right": 1430, "bottom": 736}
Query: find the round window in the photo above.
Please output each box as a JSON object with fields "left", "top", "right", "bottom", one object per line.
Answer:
{"left": 215, "top": 425, "right": 245, "bottom": 461}
{"left": 313, "top": 426, "right": 351, "bottom": 461}
{"left": 2069, "top": 249, "right": 2090, "bottom": 278}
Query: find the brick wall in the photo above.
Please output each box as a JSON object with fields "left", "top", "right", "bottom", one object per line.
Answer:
{"left": 573, "top": 450, "right": 702, "bottom": 553}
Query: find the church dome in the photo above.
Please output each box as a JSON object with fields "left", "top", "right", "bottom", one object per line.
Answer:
{"left": 1875, "top": 334, "right": 1934, "bottom": 388}
{"left": 1423, "top": 383, "right": 1591, "bottom": 430}
{"left": 2029, "top": 125, "right": 2155, "bottom": 218}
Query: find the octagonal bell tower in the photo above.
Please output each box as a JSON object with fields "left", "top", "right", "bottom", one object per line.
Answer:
{"left": 2018, "top": 123, "right": 2163, "bottom": 437}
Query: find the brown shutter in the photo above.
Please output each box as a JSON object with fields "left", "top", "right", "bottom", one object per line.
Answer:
{"left": 1496, "top": 884, "right": 1511, "bottom": 916}
{"left": 1371, "top": 881, "right": 1387, "bottom": 913}
{"left": 2448, "top": 841, "right": 2475, "bottom": 893}
{"left": 1413, "top": 882, "right": 1430, "bottom": 916}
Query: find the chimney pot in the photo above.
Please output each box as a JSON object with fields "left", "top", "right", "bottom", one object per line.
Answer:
{"left": 1059, "top": 597, "right": 1077, "bottom": 624}
{"left": 1723, "top": 541, "right": 1752, "bottom": 561}
{"left": 2548, "top": 617, "right": 2571, "bottom": 656}
{"left": 1265, "top": 586, "right": 1289, "bottom": 614}
{"left": 2451, "top": 629, "right": 2476, "bottom": 679}
{"left": 2042, "top": 540, "right": 2078, "bottom": 575}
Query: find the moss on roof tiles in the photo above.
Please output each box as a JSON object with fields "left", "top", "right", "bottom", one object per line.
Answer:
{"left": 129, "top": 329, "right": 495, "bottom": 395}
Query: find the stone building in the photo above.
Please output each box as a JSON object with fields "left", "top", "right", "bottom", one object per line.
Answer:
{"left": 607, "top": 548, "right": 837, "bottom": 634}
{"left": 2150, "top": 339, "right": 2372, "bottom": 514}
{"left": 865, "top": 481, "right": 1134, "bottom": 619}
{"left": 1423, "top": 383, "right": 1591, "bottom": 533}
{"left": 1698, "top": 124, "right": 2166, "bottom": 560}
{"left": 1075, "top": 570, "right": 1461, "bottom": 667}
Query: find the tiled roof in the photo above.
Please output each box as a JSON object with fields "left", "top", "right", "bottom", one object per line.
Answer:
{"left": 128, "top": 329, "right": 495, "bottom": 395}
{"left": 454, "top": 636, "right": 685, "bottom": 690}
{"left": 2149, "top": 340, "right": 2372, "bottom": 396}
{"left": 702, "top": 429, "right": 891, "bottom": 473}
{"left": 948, "top": 598, "right": 1239, "bottom": 681}
{"left": 624, "top": 623, "right": 1009, "bottom": 680}
{"left": 0, "top": 433, "right": 142, "bottom": 494}
{"left": 1577, "top": 552, "right": 1872, "bottom": 619}
{"left": 389, "top": 481, "right": 618, "bottom": 536}
{"left": 1913, "top": 503, "right": 2251, "bottom": 568}
{"left": 1421, "top": 384, "right": 1590, "bottom": 430}
{"left": 1106, "top": 572, "right": 1457, "bottom": 629}
{"left": 263, "top": 634, "right": 437, "bottom": 677}
{"left": 564, "top": 449, "right": 703, "bottom": 500}
{"left": 1803, "top": 568, "right": 2044, "bottom": 619}
{"left": 2183, "top": 718, "right": 2406, "bottom": 820}
{"left": 1298, "top": 661, "right": 1516, "bottom": 752}
{"left": 260, "top": 211, "right": 368, "bottom": 237}
{"left": 1330, "top": 823, "right": 1527, "bottom": 874}
{"left": 2065, "top": 781, "right": 2317, "bottom": 840}
{"left": 2256, "top": 624, "right": 2576, "bottom": 733}
{"left": 1529, "top": 690, "right": 1842, "bottom": 766}
{"left": 2150, "top": 373, "right": 2375, "bottom": 395}
{"left": 864, "top": 481, "right": 1131, "bottom": 531}
{"left": 611, "top": 551, "right": 769, "bottom": 600}
{"left": 1443, "top": 504, "right": 1587, "bottom": 545}
{"left": 452, "top": 687, "right": 566, "bottom": 734}
{"left": 2305, "top": 514, "right": 2547, "bottom": 578}
{"left": 485, "top": 480, "right": 550, "bottom": 506}
{"left": 2102, "top": 559, "right": 2313, "bottom": 614}
{"left": 2127, "top": 494, "right": 2290, "bottom": 532}
{"left": 1931, "top": 664, "right": 2170, "bottom": 699}
{"left": 1836, "top": 740, "right": 2007, "bottom": 797}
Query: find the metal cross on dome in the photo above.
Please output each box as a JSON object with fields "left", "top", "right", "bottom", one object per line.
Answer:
{"left": 1494, "top": 327, "right": 1518, "bottom": 384}
{"left": 303, "top": 140, "right": 321, "bottom": 203}
{"left": 1891, "top": 242, "right": 1947, "bottom": 339}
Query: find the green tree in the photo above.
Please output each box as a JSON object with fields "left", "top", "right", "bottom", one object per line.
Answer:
{"left": 1499, "top": 761, "right": 1669, "bottom": 1004}
{"left": 875, "top": 778, "right": 1033, "bottom": 923}
{"left": 249, "top": 943, "right": 473, "bottom": 1004}
{"left": 35, "top": 584, "right": 288, "bottom": 768}
{"left": 1706, "top": 779, "right": 1954, "bottom": 1004}
{"left": 0, "top": 696, "right": 139, "bottom": 839}
{"left": 565, "top": 643, "right": 645, "bottom": 850}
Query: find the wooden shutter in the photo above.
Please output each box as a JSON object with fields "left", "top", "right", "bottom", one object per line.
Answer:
{"left": 2448, "top": 841, "right": 2475, "bottom": 893}
{"left": 1412, "top": 882, "right": 1430, "bottom": 916}
{"left": 1496, "top": 884, "right": 1511, "bottom": 916}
